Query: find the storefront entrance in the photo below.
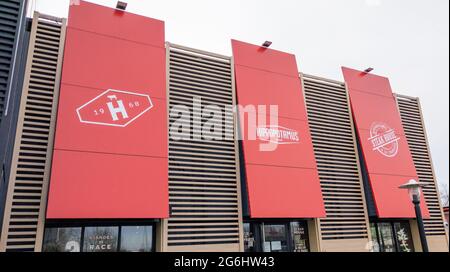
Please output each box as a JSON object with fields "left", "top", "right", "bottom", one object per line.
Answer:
{"left": 244, "top": 221, "right": 310, "bottom": 252}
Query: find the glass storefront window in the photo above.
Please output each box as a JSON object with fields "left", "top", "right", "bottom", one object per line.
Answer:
{"left": 370, "top": 223, "right": 381, "bottom": 252}
{"left": 394, "top": 222, "right": 414, "bottom": 252}
{"left": 290, "top": 222, "right": 309, "bottom": 252}
{"left": 243, "top": 221, "right": 310, "bottom": 252}
{"left": 262, "top": 224, "right": 289, "bottom": 252}
{"left": 42, "top": 227, "right": 82, "bottom": 252}
{"left": 370, "top": 221, "right": 415, "bottom": 252}
{"left": 43, "top": 225, "right": 156, "bottom": 252}
{"left": 243, "top": 223, "right": 256, "bottom": 252}
{"left": 120, "top": 226, "right": 153, "bottom": 252}
{"left": 378, "top": 223, "right": 395, "bottom": 252}
{"left": 83, "top": 226, "right": 119, "bottom": 252}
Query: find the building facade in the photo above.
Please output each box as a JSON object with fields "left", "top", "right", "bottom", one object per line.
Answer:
{"left": 0, "top": 1, "right": 448, "bottom": 252}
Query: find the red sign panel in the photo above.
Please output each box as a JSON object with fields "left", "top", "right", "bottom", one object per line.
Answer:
{"left": 232, "top": 40, "right": 325, "bottom": 218}
{"left": 49, "top": 150, "right": 168, "bottom": 219}
{"left": 343, "top": 67, "right": 429, "bottom": 218}
{"left": 46, "top": 1, "right": 168, "bottom": 219}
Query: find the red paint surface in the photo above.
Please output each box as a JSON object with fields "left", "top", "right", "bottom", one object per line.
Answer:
{"left": 47, "top": 1, "right": 168, "bottom": 219}
{"left": 357, "top": 129, "right": 417, "bottom": 177}
{"left": 67, "top": 0, "right": 164, "bottom": 47}
{"left": 54, "top": 85, "right": 167, "bottom": 157}
{"left": 343, "top": 67, "right": 429, "bottom": 219}
{"left": 234, "top": 65, "right": 308, "bottom": 120}
{"left": 245, "top": 165, "right": 324, "bottom": 218}
{"left": 232, "top": 40, "right": 325, "bottom": 218}
{"left": 347, "top": 90, "right": 404, "bottom": 131}
{"left": 232, "top": 42, "right": 299, "bottom": 77}
{"left": 48, "top": 150, "right": 168, "bottom": 219}
{"left": 368, "top": 174, "right": 423, "bottom": 219}
{"left": 61, "top": 27, "right": 166, "bottom": 99}
{"left": 239, "top": 113, "right": 316, "bottom": 168}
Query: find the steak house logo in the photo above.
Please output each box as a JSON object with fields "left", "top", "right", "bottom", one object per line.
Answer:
{"left": 257, "top": 126, "right": 300, "bottom": 145}
{"left": 76, "top": 89, "right": 153, "bottom": 127}
{"left": 368, "top": 122, "right": 400, "bottom": 158}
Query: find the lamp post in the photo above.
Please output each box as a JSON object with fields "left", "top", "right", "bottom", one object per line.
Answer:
{"left": 399, "top": 179, "right": 429, "bottom": 252}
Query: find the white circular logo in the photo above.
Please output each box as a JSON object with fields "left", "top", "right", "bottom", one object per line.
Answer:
{"left": 65, "top": 240, "right": 80, "bottom": 252}
{"left": 368, "top": 122, "right": 400, "bottom": 158}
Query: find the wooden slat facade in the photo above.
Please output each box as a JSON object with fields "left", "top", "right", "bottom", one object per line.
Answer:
{"left": 301, "top": 74, "right": 371, "bottom": 251}
{"left": 395, "top": 94, "right": 448, "bottom": 240}
{"left": 162, "top": 43, "right": 243, "bottom": 252}
{"left": 0, "top": 13, "right": 66, "bottom": 252}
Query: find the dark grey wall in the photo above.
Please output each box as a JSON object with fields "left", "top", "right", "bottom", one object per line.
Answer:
{"left": 238, "top": 140, "right": 250, "bottom": 218}
{"left": 355, "top": 133, "right": 377, "bottom": 218}
{"left": 0, "top": 0, "right": 30, "bottom": 237}
{"left": 0, "top": 0, "right": 28, "bottom": 125}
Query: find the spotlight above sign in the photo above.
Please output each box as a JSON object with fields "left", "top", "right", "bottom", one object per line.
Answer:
{"left": 262, "top": 41, "right": 272, "bottom": 48}
{"left": 116, "top": 1, "right": 127, "bottom": 11}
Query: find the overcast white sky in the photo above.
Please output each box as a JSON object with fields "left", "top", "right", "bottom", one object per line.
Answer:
{"left": 29, "top": 0, "right": 449, "bottom": 194}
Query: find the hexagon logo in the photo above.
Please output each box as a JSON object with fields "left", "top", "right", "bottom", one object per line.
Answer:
{"left": 76, "top": 89, "right": 153, "bottom": 127}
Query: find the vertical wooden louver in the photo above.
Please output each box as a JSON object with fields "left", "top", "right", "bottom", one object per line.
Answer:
{"left": 0, "top": 13, "right": 66, "bottom": 252}
{"left": 0, "top": 0, "right": 25, "bottom": 124}
{"left": 301, "top": 74, "right": 371, "bottom": 251}
{"left": 163, "top": 43, "right": 243, "bottom": 252}
{"left": 395, "top": 94, "right": 447, "bottom": 237}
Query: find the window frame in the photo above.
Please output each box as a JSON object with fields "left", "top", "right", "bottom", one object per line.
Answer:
{"left": 82, "top": 225, "right": 120, "bottom": 252}
{"left": 369, "top": 220, "right": 415, "bottom": 253}
{"left": 119, "top": 225, "right": 155, "bottom": 252}
{"left": 243, "top": 219, "right": 310, "bottom": 253}
{"left": 42, "top": 221, "right": 157, "bottom": 252}
{"left": 42, "top": 226, "right": 83, "bottom": 252}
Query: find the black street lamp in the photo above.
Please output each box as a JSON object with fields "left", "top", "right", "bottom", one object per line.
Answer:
{"left": 399, "top": 179, "right": 429, "bottom": 252}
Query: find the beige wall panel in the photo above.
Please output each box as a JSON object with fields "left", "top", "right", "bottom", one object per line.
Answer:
{"left": 409, "top": 219, "right": 423, "bottom": 252}
{"left": 320, "top": 238, "right": 370, "bottom": 252}
{"left": 165, "top": 243, "right": 240, "bottom": 253}
{"left": 427, "top": 236, "right": 449, "bottom": 252}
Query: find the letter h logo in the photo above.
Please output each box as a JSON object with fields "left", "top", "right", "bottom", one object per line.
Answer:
{"left": 107, "top": 95, "right": 129, "bottom": 121}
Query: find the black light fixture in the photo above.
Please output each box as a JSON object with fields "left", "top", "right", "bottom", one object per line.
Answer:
{"left": 364, "top": 67, "right": 374, "bottom": 73}
{"left": 262, "top": 41, "right": 272, "bottom": 48}
{"left": 116, "top": 1, "right": 127, "bottom": 11}
{"left": 399, "top": 179, "right": 429, "bottom": 252}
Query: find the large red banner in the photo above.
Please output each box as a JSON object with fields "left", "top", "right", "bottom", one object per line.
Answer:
{"left": 46, "top": 1, "right": 168, "bottom": 219}
{"left": 232, "top": 40, "right": 325, "bottom": 218}
{"left": 343, "top": 67, "right": 429, "bottom": 218}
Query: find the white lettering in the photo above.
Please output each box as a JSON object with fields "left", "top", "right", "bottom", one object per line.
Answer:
{"left": 107, "top": 95, "right": 129, "bottom": 121}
